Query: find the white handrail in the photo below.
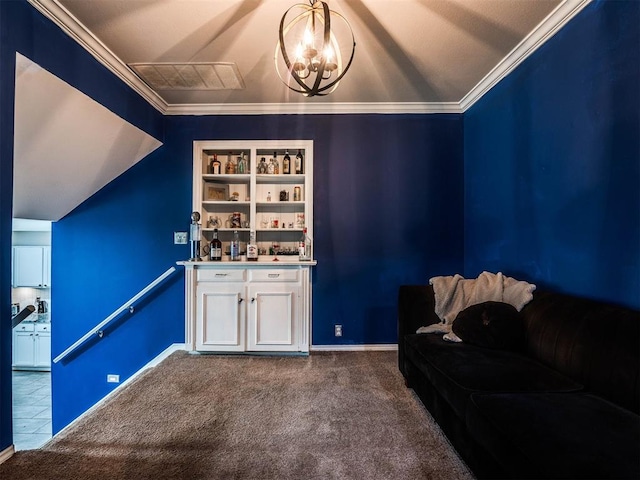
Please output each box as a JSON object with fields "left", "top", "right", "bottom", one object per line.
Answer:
{"left": 53, "top": 266, "right": 177, "bottom": 364}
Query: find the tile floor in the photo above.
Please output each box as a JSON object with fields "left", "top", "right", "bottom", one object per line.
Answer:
{"left": 12, "top": 370, "right": 52, "bottom": 451}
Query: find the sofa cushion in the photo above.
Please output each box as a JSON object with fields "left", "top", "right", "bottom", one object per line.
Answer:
{"left": 404, "top": 334, "right": 582, "bottom": 420}
{"left": 521, "top": 290, "right": 640, "bottom": 414}
{"left": 466, "top": 392, "right": 640, "bottom": 479}
{"left": 452, "top": 301, "right": 525, "bottom": 351}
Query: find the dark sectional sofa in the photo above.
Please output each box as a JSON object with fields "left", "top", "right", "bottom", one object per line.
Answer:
{"left": 398, "top": 285, "right": 640, "bottom": 479}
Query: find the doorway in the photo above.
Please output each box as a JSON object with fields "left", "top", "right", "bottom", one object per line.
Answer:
{"left": 10, "top": 218, "right": 52, "bottom": 450}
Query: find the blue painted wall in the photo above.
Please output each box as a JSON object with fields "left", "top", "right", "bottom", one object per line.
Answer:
{"left": 165, "top": 114, "right": 465, "bottom": 346}
{"left": 51, "top": 147, "right": 187, "bottom": 431}
{"left": 52, "top": 112, "right": 463, "bottom": 430}
{"left": 0, "top": 0, "right": 164, "bottom": 445}
{"left": 464, "top": 0, "right": 640, "bottom": 309}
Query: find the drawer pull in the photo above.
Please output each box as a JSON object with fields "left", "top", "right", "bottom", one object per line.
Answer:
{"left": 268, "top": 273, "right": 280, "bottom": 278}
{"left": 215, "top": 273, "right": 228, "bottom": 277}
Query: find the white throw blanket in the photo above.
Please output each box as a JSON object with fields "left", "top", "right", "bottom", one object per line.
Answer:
{"left": 416, "top": 271, "right": 536, "bottom": 342}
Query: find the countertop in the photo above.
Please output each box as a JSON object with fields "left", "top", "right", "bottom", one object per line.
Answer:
{"left": 18, "top": 312, "right": 50, "bottom": 324}
{"left": 177, "top": 258, "right": 317, "bottom": 267}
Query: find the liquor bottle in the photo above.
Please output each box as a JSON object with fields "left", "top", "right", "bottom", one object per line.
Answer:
{"left": 246, "top": 230, "right": 258, "bottom": 261}
{"left": 209, "top": 229, "right": 222, "bottom": 261}
{"left": 225, "top": 155, "right": 235, "bottom": 174}
{"left": 189, "top": 211, "right": 202, "bottom": 261}
{"left": 230, "top": 230, "right": 240, "bottom": 261}
{"left": 267, "top": 156, "right": 276, "bottom": 174}
{"left": 273, "top": 152, "right": 280, "bottom": 174}
{"left": 298, "top": 227, "right": 311, "bottom": 261}
{"left": 237, "top": 155, "right": 246, "bottom": 174}
{"left": 258, "top": 157, "right": 267, "bottom": 174}
{"left": 295, "top": 149, "right": 304, "bottom": 174}
{"left": 212, "top": 154, "right": 221, "bottom": 175}
{"left": 283, "top": 150, "right": 291, "bottom": 174}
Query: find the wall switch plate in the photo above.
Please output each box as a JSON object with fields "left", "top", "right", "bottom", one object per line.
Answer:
{"left": 107, "top": 374, "right": 120, "bottom": 383}
{"left": 174, "top": 231, "right": 188, "bottom": 244}
{"left": 335, "top": 324, "right": 342, "bottom": 337}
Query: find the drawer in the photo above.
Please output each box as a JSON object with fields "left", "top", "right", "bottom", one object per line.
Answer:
{"left": 197, "top": 269, "right": 246, "bottom": 282}
{"left": 14, "top": 323, "right": 35, "bottom": 332}
{"left": 36, "top": 323, "right": 51, "bottom": 333}
{"left": 249, "top": 269, "right": 299, "bottom": 282}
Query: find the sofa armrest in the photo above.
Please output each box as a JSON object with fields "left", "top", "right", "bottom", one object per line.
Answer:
{"left": 398, "top": 285, "right": 441, "bottom": 377}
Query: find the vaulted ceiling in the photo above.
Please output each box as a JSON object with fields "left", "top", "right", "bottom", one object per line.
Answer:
{"left": 32, "top": 0, "right": 590, "bottom": 114}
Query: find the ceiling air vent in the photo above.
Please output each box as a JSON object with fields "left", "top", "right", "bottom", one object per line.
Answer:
{"left": 129, "top": 62, "right": 245, "bottom": 90}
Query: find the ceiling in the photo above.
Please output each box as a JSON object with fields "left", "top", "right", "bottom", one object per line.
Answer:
{"left": 31, "top": 0, "right": 590, "bottom": 114}
{"left": 14, "top": 54, "right": 162, "bottom": 221}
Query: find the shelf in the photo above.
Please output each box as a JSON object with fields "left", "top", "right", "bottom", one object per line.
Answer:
{"left": 256, "top": 174, "right": 305, "bottom": 184}
{"left": 256, "top": 201, "right": 304, "bottom": 207}
{"left": 203, "top": 174, "right": 251, "bottom": 183}
{"left": 203, "top": 228, "right": 251, "bottom": 233}
{"left": 202, "top": 201, "right": 250, "bottom": 206}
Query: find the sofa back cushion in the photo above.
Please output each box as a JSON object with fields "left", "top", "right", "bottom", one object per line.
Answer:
{"left": 521, "top": 290, "right": 640, "bottom": 414}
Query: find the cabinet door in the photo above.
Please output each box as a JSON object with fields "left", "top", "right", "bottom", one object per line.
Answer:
{"left": 13, "top": 329, "right": 35, "bottom": 367}
{"left": 34, "top": 325, "right": 51, "bottom": 368}
{"left": 196, "top": 284, "right": 245, "bottom": 352}
{"left": 247, "top": 284, "right": 300, "bottom": 352}
{"left": 13, "top": 246, "right": 45, "bottom": 287}
{"left": 42, "top": 247, "right": 51, "bottom": 287}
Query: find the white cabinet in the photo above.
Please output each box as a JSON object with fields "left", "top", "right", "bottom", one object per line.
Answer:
{"left": 246, "top": 269, "right": 301, "bottom": 351}
{"left": 183, "top": 140, "right": 314, "bottom": 355}
{"left": 13, "top": 325, "right": 35, "bottom": 366}
{"left": 13, "top": 322, "right": 51, "bottom": 370}
{"left": 182, "top": 264, "right": 313, "bottom": 354}
{"left": 196, "top": 283, "right": 246, "bottom": 352}
{"left": 12, "top": 246, "right": 51, "bottom": 288}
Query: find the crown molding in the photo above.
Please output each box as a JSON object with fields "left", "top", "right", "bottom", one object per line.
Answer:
{"left": 460, "top": 0, "right": 591, "bottom": 112}
{"left": 27, "top": 0, "right": 168, "bottom": 114}
{"left": 28, "top": 0, "right": 590, "bottom": 116}
{"left": 164, "top": 102, "right": 462, "bottom": 116}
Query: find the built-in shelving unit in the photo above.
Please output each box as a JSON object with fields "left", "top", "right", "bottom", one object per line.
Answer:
{"left": 193, "top": 140, "right": 312, "bottom": 259}
{"left": 180, "top": 140, "right": 315, "bottom": 355}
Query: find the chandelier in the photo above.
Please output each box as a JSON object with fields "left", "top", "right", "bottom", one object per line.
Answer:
{"left": 275, "top": 1, "right": 355, "bottom": 97}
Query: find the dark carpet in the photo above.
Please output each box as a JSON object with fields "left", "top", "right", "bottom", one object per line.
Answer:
{"left": 0, "top": 351, "right": 473, "bottom": 479}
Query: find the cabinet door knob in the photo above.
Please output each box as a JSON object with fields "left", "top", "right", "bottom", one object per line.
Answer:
{"left": 238, "top": 298, "right": 244, "bottom": 304}
{"left": 251, "top": 297, "right": 256, "bottom": 303}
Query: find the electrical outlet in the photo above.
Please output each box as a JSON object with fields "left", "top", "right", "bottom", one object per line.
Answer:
{"left": 174, "top": 231, "right": 188, "bottom": 245}
{"left": 107, "top": 374, "right": 120, "bottom": 383}
{"left": 335, "top": 324, "right": 342, "bottom": 337}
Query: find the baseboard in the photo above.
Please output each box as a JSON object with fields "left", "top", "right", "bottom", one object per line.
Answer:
{"left": 311, "top": 344, "right": 398, "bottom": 352}
{"left": 54, "top": 343, "right": 185, "bottom": 439}
{"left": 0, "top": 445, "right": 15, "bottom": 465}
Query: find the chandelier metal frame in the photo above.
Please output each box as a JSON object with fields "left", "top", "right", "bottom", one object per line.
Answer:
{"left": 275, "top": 1, "right": 355, "bottom": 97}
